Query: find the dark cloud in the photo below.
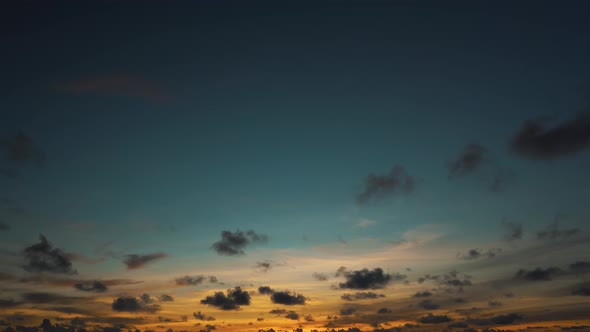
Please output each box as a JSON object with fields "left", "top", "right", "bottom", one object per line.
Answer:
{"left": 356, "top": 165, "right": 415, "bottom": 204}
{"left": 413, "top": 291, "right": 432, "bottom": 298}
{"left": 258, "top": 286, "right": 275, "bottom": 295}
{"left": 377, "top": 308, "right": 392, "bottom": 314}
{"left": 502, "top": 220, "right": 523, "bottom": 241}
{"left": 537, "top": 223, "right": 580, "bottom": 240}
{"left": 304, "top": 314, "right": 314, "bottom": 322}
{"left": 269, "top": 309, "right": 287, "bottom": 314}
{"left": 211, "top": 230, "right": 268, "bottom": 256}
{"left": 312, "top": 273, "right": 328, "bottom": 281}
{"left": 510, "top": 113, "right": 590, "bottom": 160}
{"left": 0, "top": 299, "right": 21, "bottom": 308}
{"left": 159, "top": 294, "right": 174, "bottom": 302}
{"left": 418, "top": 314, "right": 452, "bottom": 324}
{"left": 338, "top": 268, "right": 394, "bottom": 289}
{"left": 56, "top": 74, "right": 169, "bottom": 103}
{"left": 74, "top": 281, "right": 107, "bottom": 292}
{"left": 0, "top": 222, "right": 10, "bottom": 231}
{"left": 270, "top": 291, "right": 306, "bottom": 305}
{"left": 200, "top": 287, "right": 251, "bottom": 310}
{"left": 175, "top": 275, "right": 205, "bottom": 286}
{"left": 418, "top": 299, "right": 439, "bottom": 310}
{"left": 341, "top": 292, "right": 385, "bottom": 301}
{"left": 448, "top": 144, "right": 488, "bottom": 178}
{"left": 284, "top": 311, "right": 299, "bottom": 320}
{"left": 140, "top": 293, "right": 154, "bottom": 304}
{"left": 458, "top": 248, "right": 501, "bottom": 260}
{"left": 448, "top": 322, "right": 469, "bottom": 329}
{"left": 123, "top": 253, "right": 167, "bottom": 269}
{"left": 515, "top": 267, "right": 562, "bottom": 281}
{"left": 22, "top": 235, "right": 76, "bottom": 275}
{"left": 572, "top": 286, "right": 590, "bottom": 296}
{"left": 467, "top": 313, "right": 522, "bottom": 326}
{"left": 0, "top": 131, "right": 45, "bottom": 166}
{"left": 339, "top": 307, "right": 357, "bottom": 316}
{"left": 193, "top": 311, "right": 215, "bottom": 321}
{"left": 256, "top": 261, "right": 272, "bottom": 272}
{"left": 112, "top": 296, "right": 160, "bottom": 313}
{"left": 569, "top": 261, "right": 590, "bottom": 273}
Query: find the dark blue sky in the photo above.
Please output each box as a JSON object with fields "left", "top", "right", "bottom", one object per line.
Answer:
{"left": 1, "top": 1, "right": 590, "bottom": 331}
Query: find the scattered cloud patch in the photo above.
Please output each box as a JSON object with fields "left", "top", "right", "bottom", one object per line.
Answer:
{"left": 200, "top": 287, "right": 251, "bottom": 310}
{"left": 341, "top": 292, "right": 385, "bottom": 301}
{"left": 74, "top": 281, "right": 107, "bottom": 292}
{"left": 338, "top": 268, "right": 395, "bottom": 289}
{"left": 537, "top": 223, "right": 580, "bottom": 240}
{"left": 22, "top": 235, "right": 77, "bottom": 275}
{"left": 502, "top": 220, "right": 523, "bottom": 241}
{"left": 284, "top": 311, "right": 299, "bottom": 320}
{"left": 193, "top": 311, "right": 216, "bottom": 321}
{"left": 419, "top": 314, "right": 452, "bottom": 324}
{"left": 413, "top": 291, "right": 432, "bottom": 298}
{"left": 258, "top": 286, "right": 274, "bottom": 295}
{"left": 123, "top": 253, "right": 167, "bottom": 269}
{"left": 467, "top": 313, "right": 522, "bottom": 326}
{"left": 357, "top": 165, "right": 415, "bottom": 204}
{"left": 159, "top": 294, "right": 174, "bottom": 302}
{"left": 111, "top": 296, "right": 160, "bottom": 313}
{"left": 515, "top": 267, "right": 562, "bottom": 281}
{"left": 312, "top": 272, "right": 328, "bottom": 281}
{"left": 271, "top": 291, "right": 306, "bottom": 305}
{"left": 211, "top": 230, "right": 268, "bottom": 256}
{"left": 448, "top": 144, "right": 488, "bottom": 178}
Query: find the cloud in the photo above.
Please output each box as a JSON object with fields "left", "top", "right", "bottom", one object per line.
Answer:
{"left": 338, "top": 268, "right": 394, "bottom": 289}
{"left": 502, "top": 220, "right": 523, "bottom": 241}
{"left": 412, "top": 291, "right": 432, "bottom": 298}
{"left": 340, "top": 307, "right": 357, "bottom": 316}
{"left": 175, "top": 275, "right": 205, "bottom": 286}
{"left": 255, "top": 261, "right": 272, "bottom": 272}
{"left": 123, "top": 253, "right": 167, "bottom": 269}
{"left": 270, "top": 291, "right": 306, "bottom": 305}
{"left": 159, "top": 294, "right": 174, "bottom": 302}
{"left": 356, "top": 219, "right": 377, "bottom": 228}
{"left": 0, "top": 131, "right": 45, "bottom": 167}
{"left": 74, "top": 281, "right": 107, "bottom": 292}
{"left": 341, "top": 292, "right": 385, "bottom": 301}
{"left": 570, "top": 261, "right": 590, "bottom": 273}
{"left": 269, "top": 309, "right": 287, "bottom": 314}
{"left": 458, "top": 248, "right": 501, "bottom": 260}
{"left": 0, "top": 222, "right": 10, "bottom": 231}
{"left": 56, "top": 74, "right": 169, "bottom": 103}
{"left": 0, "top": 299, "right": 21, "bottom": 308}
{"left": 140, "top": 293, "right": 155, "bottom": 304}
{"left": 377, "top": 308, "right": 392, "bottom": 314}
{"left": 448, "top": 322, "right": 469, "bottom": 329}
{"left": 537, "top": 223, "right": 580, "bottom": 240}
{"left": 510, "top": 113, "right": 590, "bottom": 160}
{"left": 418, "top": 314, "right": 452, "bottom": 324}
{"left": 304, "top": 314, "right": 314, "bottom": 322}
{"left": 488, "top": 301, "right": 503, "bottom": 307}
{"left": 418, "top": 299, "right": 439, "bottom": 310}
{"left": 21, "top": 292, "right": 82, "bottom": 304}
{"left": 22, "top": 235, "right": 77, "bottom": 275}
{"left": 312, "top": 272, "right": 328, "bottom": 281}
{"left": 193, "top": 312, "right": 216, "bottom": 321}
{"left": 448, "top": 144, "right": 488, "bottom": 178}
{"left": 515, "top": 267, "right": 562, "bottom": 281}
{"left": 200, "top": 287, "right": 251, "bottom": 310}
{"left": 211, "top": 230, "right": 268, "bottom": 256}
{"left": 356, "top": 165, "right": 415, "bottom": 204}
{"left": 572, "top": 286, "right": 590, "bottom": 296}
{"left": 258, "top": 286, "right": 274, "bottom": 295}
{"left": 467, "top": 313, "right": 522, "bottom": 326}
{"left": 111, "top": 296, "right": 160, "bottom": 313}
{"left": 284, "top": 311, "right": 299, "bottom": 320}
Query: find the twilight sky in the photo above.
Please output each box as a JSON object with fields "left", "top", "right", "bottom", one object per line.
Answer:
{"left": 1, "top": 1, "right": 590, "bottom": 332}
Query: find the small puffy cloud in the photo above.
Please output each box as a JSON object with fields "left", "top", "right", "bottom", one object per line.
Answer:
{"left": 271, "top": 291, "right": 306, "bottom": 305}
{"left": 0, "top": 222, "right": 10, "bottom": 231}
{"left": 510, "top": 113, "right": 590, "bottom": 160}
{"left": 111, "top": 296, "right": 160, "bottom": 313}
{"left": 340, "top": 307, "right": 357, "bottom": 316}
{"left": 200, "top": 287, "right": 251, "bottom": 310}
{"left": 447, "top": 144, "right": 488, "bottom": 178}
{"left": 256, "top": 261, "right": 272, "bottom": 272}
{"left": 341, "top": 292, "right": 385, "bottom": 301}
{"left": 269, "top": 309, "right": 287, "bottom": 314}
{"left": 123, "top": 253, "right": 167, "bottom": 269}
{"left": 74, "top": 281, "right": 107, "bottom": 292}
{"left": 377, "top": 308, "right": 392, "bottom": 314}
{"left": 22, "top": 235, "right": 77, "bottom": 275}
{"left": 419, "top": 314, "right": 452, "bottom": 324}
{"left": 193, "top": 311, "right": 215, "bottom": 321}
{"left": 458, "top": 248, "right": 501, "bottom": 260}
{"left": 258, "top": 286, "right": 275, "bottom": 295}
{"left": 515, "top": 267, "right": 562, "bottom": 281}
{"left": 211, "top": 230, "right": 268, "bottom": 256}
{"left": 304, "top": 314, "right": 314, "bottom": 322}
{"left": 284, "top": 311, "right": 299, "bottom": 320}
{"left": 338, "top": 268, "right": 394, "bottom": 289}
{"left": 159, "top": 294, "right": 174, "bottom": 302}
{"left": 175, "top": 275, "right": 205, "bottom": 286}
{"left": 412, "top": 291, "right": 432, "bottom": 298}
{"left": 418, "top": 299, "right": 439, "bottom": 310}
{"left": 467, "top": 313, "right": 522, "bottom": 326}
{"left": 357, "top": 165, "right": 415, "bottom": 204}
{"left": 312, "top": 272, "right": 328, "bottom": 281}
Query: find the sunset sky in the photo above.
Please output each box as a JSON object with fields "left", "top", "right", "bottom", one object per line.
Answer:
{"left": 1, "top": 1, "right": 590, "bottom": 332}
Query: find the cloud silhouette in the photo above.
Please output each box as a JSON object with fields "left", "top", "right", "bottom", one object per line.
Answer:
{"left": 74, "top": 281, "right": 107, "bottom": 292}
{"left": 200, "top": 287, "right": 251, "bottom": 310}
{"left": 22, "top": 235, "right": 77, "bottom": 275}
{"left": 412, "top": 291, "right": 432, "bottom": 298}
{"left": 123, "top": 253, "right": 167, "bottom": 269}
{"left": 193, "top": 311, "right": 216, "bottom": 321}
{"left": 418, "top": 299, "right": 439, "bottom": 310}
{"left": 467, "top": 313, "right": 522, "bottom": 326}
{"left": 418, "top": 314, "right": 452, "bottom": 324}
{"left": 175, "top": 275, "right": 205, "bottom": 286}
{"left": 312, "top": 272, "right": 328, "bottom": 281}
{"left": 0, "top": 131, "right": 45, "bottom": 167}
{"left": 458, "top": 248, "right": 501, "bottom": 260}
{"left": 159, "top": 294, "right": 174, "bottom": 302}
{"left": 537, "top": 223, "right": 580, "bottom": 240}
{"left": 338, "top": 268, "right": 393, "bottom": 289}
{"left": 211, "top": 230, "right": 268, "bottom": 256}
{"left": 377, "top": 308, "right": 392, "bottom": 314}
{"left": 341, "top": 292, "right": 385, "bottom": 301}
{"left": 285, "top": 311, "right": 299, "bottom": 320}
{"left": 510, "top": 113, "right": 590, "bottom": 160}
{"left": 357, "top": 165, "right": 415, "bottom": 204}
{"left": 502, "top": 220, "right": 523, "bottom": 241}
{"left": 258, "top": 286, "right": 274, "bottom": 295}
{"left": 270, "top": 291, "right": 306, "bottom": 305}
{"left": 340, "top": 307, "right": 357, "bottom": 316}
{"left": 448, "top": 144, "right": 488, "bottom": 178}
{"left": 112, "top": 296, "right": 160, "bottom": 313}
{"left": 515, "top": 267, "right": 562, "bottom": 281}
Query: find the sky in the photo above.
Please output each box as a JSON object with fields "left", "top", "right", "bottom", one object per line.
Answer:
{"left": 1, "top": 1, "right": 590, "bottom": 332}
